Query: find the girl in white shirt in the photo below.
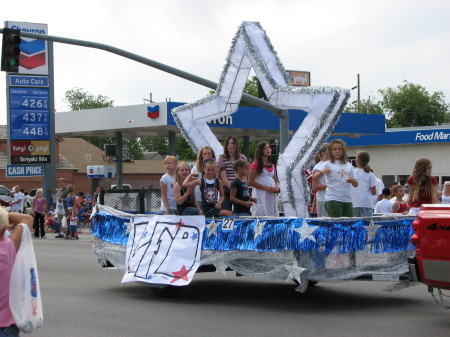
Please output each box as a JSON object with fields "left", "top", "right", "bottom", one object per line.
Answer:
{"left": 351, "top": 151, "right": 377, "bottom": 217}
{"left": 320, "top": 139, "right": 358, "bottom": 217}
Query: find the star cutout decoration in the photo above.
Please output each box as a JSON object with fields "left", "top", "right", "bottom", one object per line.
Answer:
{"left": 171, "top": 21, "right": 350, "bottom": 218}
{"left": 285, "top": 261, "right": 306, "bottom": 285}
{"left": 366, "top": 223, "right": 382, "bottom": 241}
{"left": 206, "top": 217, "right": 220, "bottom": 238}
{"left": 176, "top": 219, "right": 184, "bottom": 231}
{"left": 214, "top": 262, "right": 228, "bottom": 276}
{"left": 254, "top": 219, "right": 267, "bottom": 240}
{"left": 170, "top": 265, "right": 192, "bottom": 284}
{"left": 124, "top": 222, "right": 133, "bottom": 235}
{"left": 293, "top": 219, "right": 319, "bottom": 243}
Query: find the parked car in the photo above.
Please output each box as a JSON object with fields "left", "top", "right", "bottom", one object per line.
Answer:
{"left": 111, "top": 184, "right": 132, "bottom": 190}
{"left": 0, "top": 185, "right": 13, "bottom": 203}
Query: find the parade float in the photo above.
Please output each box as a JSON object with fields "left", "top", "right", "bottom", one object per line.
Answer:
{"left": 91, "top": 22, "right": 417, "bottom": 296}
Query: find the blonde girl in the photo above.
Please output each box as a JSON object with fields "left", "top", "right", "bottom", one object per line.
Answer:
{"left": 320, "top": 139, "right": 358, "bottom": 217}
{"left": 174, "top": 162, "right": 201, "bottom": 215}
{"left": 191, "top": 146, "right": 217, "bottom": 207}
{"left": 31, "top": 188, "right": 47, "bottom": 238}
{"left": 160, "top": 155, "right": 178, "bottom": 215}
{"left": 184, "top": 159, "right": 232, "bottom": 217}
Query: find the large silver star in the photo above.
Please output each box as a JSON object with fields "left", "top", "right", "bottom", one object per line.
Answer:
{"left": 254, "top": 219, "right": 267, "bottom": 240}
{"left": 171, "top": 21, "right": 350, "bottom": 218}
{"left": 285, "top": 261, "right": 306, "bottom": 284}
{"left": 206, "top": 217, "right": 220, "bottom": 238}
{"left": 293, "top": 219, "right": 319, "bottom": 243}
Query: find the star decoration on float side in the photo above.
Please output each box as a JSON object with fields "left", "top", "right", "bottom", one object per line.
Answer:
{"left": 170, "top": 265, "right": 192, "bottom": 284}
{"left": 124, "top": 222, "right": 133, "bottom": 235}
{"left": 254, "top": 219, "right": 267, "bottom": 240}
{"left": 171, "top": 21, "right": 350, "bottom": 218}
{"left": 214, "top": 262, "right": 228, "bottom": 276}
{"left": 206, "top": 217, "right": 220, "bottom": 238}
{"left": 293, "top": 219, "right": 319, "bottom": 243}
{"left": 366, "top": 223, "right": 382, "bottom": 241}
{"left": 285, "top": 261, "right": 306, "bottom": 285}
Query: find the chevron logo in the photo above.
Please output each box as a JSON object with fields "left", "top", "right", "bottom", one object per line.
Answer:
{"left": 19, "top": 39, "right": 46, "bottom": 70}
{"left": 147, "top": 105, "right": 160, "bottom": 119}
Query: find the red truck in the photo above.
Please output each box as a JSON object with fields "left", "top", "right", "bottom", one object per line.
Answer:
{"left": 409, "top": 204, "right": 450, "bottom": 309}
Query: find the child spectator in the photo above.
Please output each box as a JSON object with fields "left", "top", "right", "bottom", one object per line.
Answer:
{"left": 350, "top": 151, "right": 377, "bottom": 217}
{"left": 184, "top": 159, "right": 232, "bottom": 217}
{"left": 44, "top": 211, "right": 55, "bottom": 231}
{"left": 407, "top": 158, "right": 438, "bottom": 215}
{"left": 31, "top": 188, "right": 47, "bottom": 238}
{"left": 312, "top": 143, "right": 329, "bottom": 217}
{"left": 192, "top": 146, "right": 217, "bottom": 207}
{"left": 174, "top": 162, "right": 201, "bottom": 215}
{"left": 67, "top": 208, "right": 79, "bottom": 240}
{"left": 248, "top": 141, "right": 280, "bottom": 217}
{"left": 391, "top": 185, "right": 409, "bottom": 214}
{"left": 321, "top": 139, "right": 358, "bottom": 217}
{"left": 84, "top": 191, "right": 95, "bottom": 210}
{"left": 160, "top": 155, "right": 178, "bottom": 215}
{"left": 441, "top": 181, "right": 450, "bottom": 204}
{"left": 374, "top": 187, "right": 393, "bottom": 214}
{"left": 217, "top": 136, "right": 248, "bottom": 211}
{"left": 230, "top": 160, "right": 256, "bottom": 216}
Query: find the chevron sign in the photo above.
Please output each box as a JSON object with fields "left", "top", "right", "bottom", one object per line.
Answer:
{"left": 6, "top": 21, "right": 49, "bottom": 75}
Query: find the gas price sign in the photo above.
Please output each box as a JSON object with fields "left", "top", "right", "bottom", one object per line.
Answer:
{"left": 9, "top": 87, "right": 50, "bottom": 140}
{"left": 8, "top": 75, "right": 51, "bottom": 164}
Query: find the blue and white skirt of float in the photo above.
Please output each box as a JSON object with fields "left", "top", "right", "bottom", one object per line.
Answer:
{"left": 91, "top": 205, "right": 415, "bottom": 292}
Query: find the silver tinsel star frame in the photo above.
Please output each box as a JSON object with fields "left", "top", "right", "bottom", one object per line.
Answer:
{"left": 172, "top": 21, "right": 350, "bottom": 218}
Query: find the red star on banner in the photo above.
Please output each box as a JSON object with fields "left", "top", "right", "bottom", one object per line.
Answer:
{"left": 176, "top": 219, "right": 184, "bottom": 230}
{"left": 170, "top": 265, "right": 191, "bottom": 283}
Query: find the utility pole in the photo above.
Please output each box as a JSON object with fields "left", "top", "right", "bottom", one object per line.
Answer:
{"left": 351, "top": 73, "right": 360, "bottom": 112}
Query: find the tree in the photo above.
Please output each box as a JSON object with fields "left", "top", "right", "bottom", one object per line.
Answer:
{"left": 379, "top": 81, "right": 449, "bottom": 128}
{"left": 345, "top": 98, "right": 384, "bottom": 115}
{"left": 64, "top": 88, "right": 116, "bottom": 151}
{"left": 64, "top": 87, "right": 114, "bottom": 110}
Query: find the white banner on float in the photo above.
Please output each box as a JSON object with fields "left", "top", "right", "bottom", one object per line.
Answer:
{"left": 122, "top": 215, "right": 205, "bottom": 286}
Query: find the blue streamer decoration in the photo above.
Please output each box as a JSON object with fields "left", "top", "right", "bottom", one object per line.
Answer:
{"left": 91, "top": 211, "right": 414, "bottom": 255}
{"left": 372, "top": 218, "right": 414, "bottom": 253}
{"left": 91, "top": 212, "right": 130, "bottom": 245}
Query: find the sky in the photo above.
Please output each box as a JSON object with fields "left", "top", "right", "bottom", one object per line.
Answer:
{"left": 1, "top": 0, "right": 449, "bottom": 125}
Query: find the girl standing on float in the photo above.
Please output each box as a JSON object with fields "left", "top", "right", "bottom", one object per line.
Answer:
{"left": 191, "top": 146, "right": 217, "bottom": 208}
{"left": 350, "top": 151, "right": 377, "bottom": 217}
{"left": 183, "top": 159, "right": 232, "bottom": 217}
{"left": 217, "top": 136, "right": 248, "bottom": 212}
{"left": 160, "top": 156, "right": 178, "bottom": 215}
{"left": 320, "top": 139, "right": 358, "bottom": 217}
{"left": 174, "top": 162, "right": 202, "bottom": 215}
{"left": 312, "top": 143, "right": 329, "bottom": 217}
{"left": 407, "top": 158, "right": 438, "bottom": 215}
{"left": 248, "top": 141, "right": 280, "bottom": 217}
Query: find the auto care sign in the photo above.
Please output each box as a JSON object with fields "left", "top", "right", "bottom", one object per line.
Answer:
{"left": 122, "top": 215, "right": 205, "bottom": 286}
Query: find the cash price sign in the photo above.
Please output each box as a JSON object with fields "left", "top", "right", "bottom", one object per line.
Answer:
{"left": 3, "top": 22, "right": 50, "bottom": 177}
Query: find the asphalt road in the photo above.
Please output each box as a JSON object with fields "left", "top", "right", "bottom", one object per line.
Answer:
{"left": 26, "top": 232, "right": 449, "bottom": 337}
